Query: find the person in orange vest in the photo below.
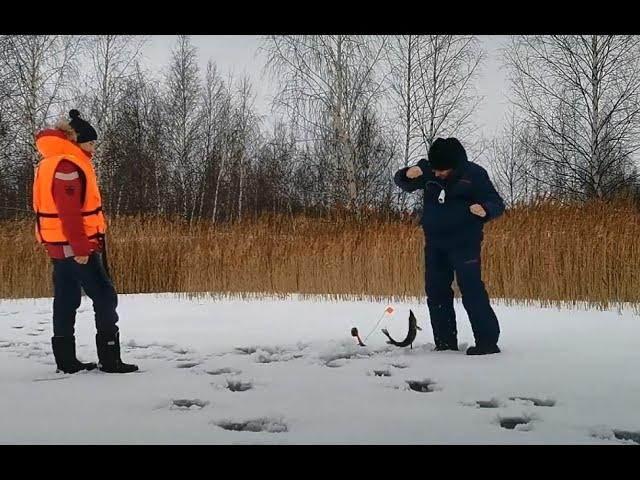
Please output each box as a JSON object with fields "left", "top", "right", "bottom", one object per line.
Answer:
{"left": 33, "top": 110, "right": 138, "bottom": 374}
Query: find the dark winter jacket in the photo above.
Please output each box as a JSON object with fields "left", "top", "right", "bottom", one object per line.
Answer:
{"left": 394, "top": 156, "right": 505, "bottom": 247}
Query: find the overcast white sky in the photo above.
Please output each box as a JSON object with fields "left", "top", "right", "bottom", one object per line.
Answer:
{"left": 141, "top": 35, "right": 512, "bottom": 141}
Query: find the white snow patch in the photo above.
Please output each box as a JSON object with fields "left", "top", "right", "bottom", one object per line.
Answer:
{"left": 0, "top": 294, "right": 639, "bottom": 444}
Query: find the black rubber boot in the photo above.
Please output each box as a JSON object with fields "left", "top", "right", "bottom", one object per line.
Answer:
{"left": 96, "top": 332, "right": 139, "bottom": 373}
{"left": 51, "top": 336, "right": 97, "bottom": 374}
{"left": 466, "top": 344, "right": 501, "bottom": 355}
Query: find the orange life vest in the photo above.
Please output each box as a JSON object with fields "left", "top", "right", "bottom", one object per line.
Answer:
{"left": 32, "top": 130, "right": 107, "bottom": 245}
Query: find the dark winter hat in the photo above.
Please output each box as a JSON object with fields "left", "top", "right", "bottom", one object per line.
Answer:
{"left": 428, "top": 137, "right": 467, "bottom": 171}
{"left": 68, "top": 109, "right": 97, "bottom": 144}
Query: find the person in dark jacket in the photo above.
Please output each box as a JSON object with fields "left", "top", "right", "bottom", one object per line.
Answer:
{"left": 394, "top": 137, "right": 505, "bottom": 355}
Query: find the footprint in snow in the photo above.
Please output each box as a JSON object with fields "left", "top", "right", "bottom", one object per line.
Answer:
{"left": 176, "top": 362, "right": 200, "bottom": 369}
{"left": 226, "top": 379, "right": 253, "bottom": 392}
{"left": 509, "top": 396, "right": 556, "bottom": 407}
{"left": 214, "top": 417, "right": 287, "bottom": 433}
{"left": 170, "top": 399, "right": 208, "bottom": 410}
{"left": 406, "top": 379, "right": 438, "bottom": 393}
{"left": 497, "top": 415, "right": 535, "bottom": 431}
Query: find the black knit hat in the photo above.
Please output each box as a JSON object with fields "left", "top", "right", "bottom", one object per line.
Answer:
{"left": 428, "top": 137, "right": 467, "bottom": 170}
{"left": 68, "top": 109, "right": 97, "bottom": 144}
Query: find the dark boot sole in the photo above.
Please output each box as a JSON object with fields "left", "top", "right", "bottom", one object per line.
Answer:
{"left": 56, "top": 362, "right": 98, "bottom": 374}
{"left": 99, "top": 365, "right": 139, "bottom": 374}
{"left": 466, "top": 348, "right": 501, "bottom": 356}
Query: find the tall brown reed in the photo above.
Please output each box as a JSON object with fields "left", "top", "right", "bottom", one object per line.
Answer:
{"left": 1, "top": 200, "right": 638, "bottom": 310}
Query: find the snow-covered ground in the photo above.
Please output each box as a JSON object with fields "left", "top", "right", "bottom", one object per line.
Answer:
{"left": 1, "top": 294, "right": 639, "bottom": 445}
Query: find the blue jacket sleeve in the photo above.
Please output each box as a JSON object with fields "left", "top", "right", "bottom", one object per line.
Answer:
{"left": 473, "top": 167, "right": 505, "bottom": 221}
{"left": 394, "top": 158, "right": 429, "bottom": 193}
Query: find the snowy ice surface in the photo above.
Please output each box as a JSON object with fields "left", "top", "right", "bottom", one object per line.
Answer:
{"left": 1, "top": 294, "right": 639, "bottom": 444}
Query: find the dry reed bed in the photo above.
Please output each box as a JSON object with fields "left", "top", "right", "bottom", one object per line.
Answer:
{"left": 1, "top": 201, "right": 638, "bottom": 310}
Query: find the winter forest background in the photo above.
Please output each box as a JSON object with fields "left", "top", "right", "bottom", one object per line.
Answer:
{"left": 1, "top": 35, "right": 639, "bottom": 307}
{"left": 1, "top": 34, "right": 640, "bottom": 221}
